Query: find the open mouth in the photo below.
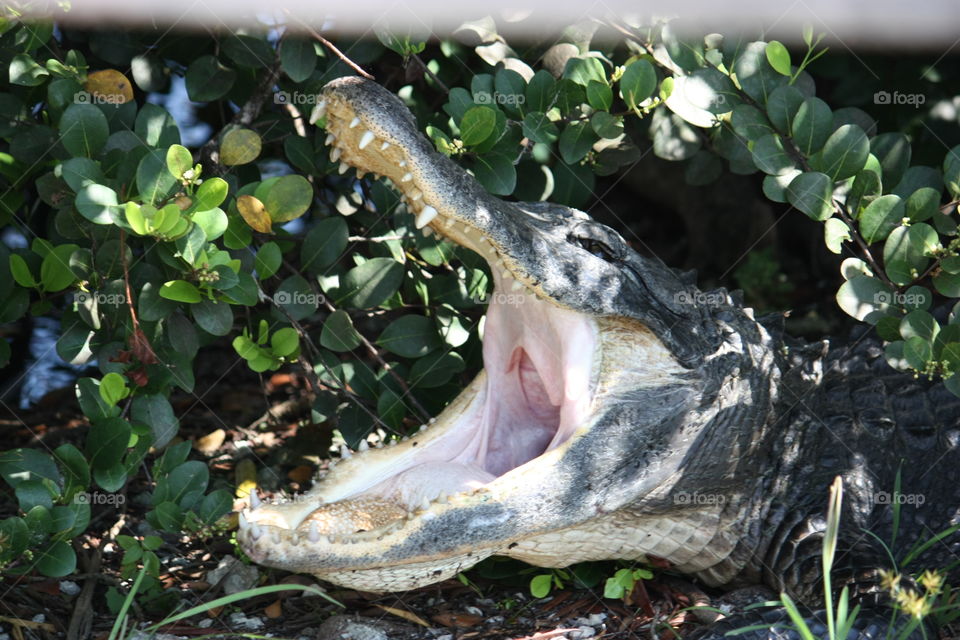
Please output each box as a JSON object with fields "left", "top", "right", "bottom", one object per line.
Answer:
{"left": 237, "top": 83, "right": 599, "bottom": 563}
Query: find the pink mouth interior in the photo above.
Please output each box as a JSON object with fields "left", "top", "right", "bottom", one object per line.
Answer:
{"left": 339, "top": 270, "right": 597, "bottom": 512}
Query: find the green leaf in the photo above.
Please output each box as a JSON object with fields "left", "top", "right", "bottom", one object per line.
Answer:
{"left": 786, "top": 171, "right": 833, "bottom": 221}
{"left": 0, "top": 449, "right": 60, "bottom": 489}
{"left": 302, "top": 217, "right": 348, "bottom": 273}
{"left": 263, "top": 174, "right": 313, "bottom": 223}
{"left": 824, "top": 218, "right": 851, "bottom": 254}
{"left": 733, "top": 41, "right": 788, "bottom": 104}
{"left": 563, "top": 57, "right": 607, "bottom": 87}
{"left": 9, "top": 253, "right": 37, "bottom": 288}
{"left": 40, "top": 244, "right": 79, "bottom": 292}
{"left": 530, "top": 574, "right": 553, "bottom": 598}
{"left": 275, "top": 274, "right": 318, "bottom": 320}
{"left": 166, "top": 144, "right": 193, "bottom": 179}
{"left": 280, "top": 37, "right": 317, "bottom": 82}
{"left": 136, "top": 150, "right": 178, "bottom": 206}
{"left": 765, "top": 85, "right": 804, "bottom": 132}
{"left": 75, "top": 184, "right": 119, "bottom": 225}
{"left": 340, "top": 258, "right": 404, "bottom": 308}
{"left": 99, "top": 372, "right": 128, "bottom": 407}
{"left": 619, "top": 59, "right": 656, "bottom": 110}
{"left": 494, "top": 68, "right": 527, "bottom": 117}
{"left": 944, "top": 144, "right": 960, "bottom": 199}
{"left": 220, "top": 128, "right": 261, "bottom": 166}
{"left": 255, "top": 242, "right": 282, "bottom": 279}
{"left": 765, "top": 41, "right": 792, "bottom": 76}
{"left": 791, "top": 97, "right": 832, "bottom": 155}
{"left": 409, "top": 351, "right": 465, "bottom": 388}
{"left": 525, "top": 70, "right": 556, "bottom": 113}
{"left": 750, "top": 134, "right": 794, "bottom": 175}
{"left": 522, "top": 112, "right": 559, "bottom": 145}
{"left": 184, "top": 55, "right": 236, "bottom": 102}
{"left": 159, "top": 280, "right": 203, "bottom": 303}
{"left": 270, "top": 327, "right": 300, "bottom": 357}
{"left": 905, "top": 187, "right": 940, "bottom": 223}
{"left": 86, "top": 417, "right": 132, "bottom": 470}
{"left": 376, "top": 315, "right": 442, "bottom": 358}
{"left": 36, "top": 541, "right": 76, "bottom": 577}
{"left": 460, "top": 106, "right": 498, "bottom": 147}
{"left": 559, "top": 121, "right": 599, "bottom": 164}
{"left": 191, "top": 299, "right": 233, "bottom": 336}
{"left": 731, "top": 104, "right": 775, "bottom": 141}
{"left": 472, "top": 152, "right": 516, "bottom": 196}
{"left": 191, "top": 207, "right": 227, "bottom": 241}
{"left": 933, "top": 272, "right": 960, "bottom": 297}
{"left": 586, "top": 80, "right": 613, "bottom": 111}
{"left": 872, "top": 132, "right": 911, "bottom": 189}
{"left": 132, "top": 394, "right": 178, "bottom": 448}
{"left": 901, "top": 309, "right": 939, "bottom": 342}
{"left": 904, "top": 336, "right": 933, "bottom": 370}
{"left": 9, "top": 53, "right": 49, "bottom": 86}
{"left": 320, "top": 310, "right": 362, "bottom": 352}
{"left": 818, "top": 124, "right": 869, "bottom": 180}
{"left": 194, "top": 177, "right": 228, "bottom": 211}
{"left": 847, "top": 169, "right": 882, "bottom": 215}
{"left": 836, "top": 274, "right": 893, "bottom": 323}
{"left": 135, "top": 103, "right": 180, "bottom": 148}
{"left": 860, "top": 194, "right": 905, "bottom": 244}
{"left": 59, "top": 104, "right": 109, "bottom": 158}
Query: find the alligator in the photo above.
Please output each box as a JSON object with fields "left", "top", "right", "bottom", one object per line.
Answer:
{"left": 238, "top": 77, "right": 960, "bottom": 638}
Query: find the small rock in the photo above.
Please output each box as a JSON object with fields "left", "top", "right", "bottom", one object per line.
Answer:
{"left": 571, "top": 627, "right": 595, "bottom": 639}
{"left": 207, "top": 555, "right": 260, "bottom": 594}
{"left": 227, "top": 612, "right": 264, "bottom": 631}
{"left": 31, "top": 615, "right": 45, "bottom": 624}
{"left": 198, "top": 619, "right": 213, "bottom": 629}
{"left": 463, "top": 605, "right": 483, "bottom": 616}
{"left": 60, "top": 581, "right": 81, "bottom": 596}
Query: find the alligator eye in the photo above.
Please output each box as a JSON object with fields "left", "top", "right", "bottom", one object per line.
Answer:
{"left": 570, "top": 235, "right": 618, "bottom": 262}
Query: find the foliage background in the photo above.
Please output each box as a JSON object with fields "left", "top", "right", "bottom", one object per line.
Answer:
{"left": 0, "top": 9, "right": 960, "bottom": 627}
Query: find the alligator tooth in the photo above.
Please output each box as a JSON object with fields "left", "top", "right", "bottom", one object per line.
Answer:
{"left": 401, "top": 172, "right": 413, "bottom": 183}
{"left": 329, "top": 147, "right": 341, "bottom": 162}
{"left": 358, "top": 130, "right": 375, "bottom": 150}
{"left": 238, "top": 511, "right": 248, "bottom": 527}
{"left": 309, "top": 100, "right": 326, "bottom": 124}
{"left": 357, "top": 170, "right": 367, "bottom": 179}
{"left": 422, "top": 227, "right": 433, "bottom": 237}
{"left": 409, "top": 188, "right": 422, "bottom": 201}
{"left": 340, "top": 444, "right": 353, "bottom": 459}
{"left": 358, "top": 440, "right": 369, "bottom": 451}
{"left": 249, "top": 523, "right": 263, "bottom": 540}
{"left": 380, "top": 141, "right": 390, "bottom": 150}
{"left": 502, "top": 270, "right": 511, "bottom": 280}
{"left": 308, "top": 522, "right": 320, "bottom": 543}
{"left": 291, "top": 533, "right": 301, "bottom": 545}
{"left": 398, "top": 160, "right": 408, "bottom": 168}
{"left": 271, "top": 529, "right": 282, "bottom": 544}
{"left": 421, "top": 497, "right": 431, "bottom": 510}
{"left": 338, "top": 162, "right": 350, "bottom": 175}
{"left": 462, "top": 224, "right": 471, "bottom": 234}
{"left": 512, "top": 280, "right": 524, "bottom": 292}
{"left": 416, "top": 205, "right": 438, "bottom": 229}
{"left": 437, "top": 492, "right": 448, "bottom": 504}
{"left": 249, "top": 491, "right": 261, "bottom": 509}
{"left": 494, "top": 259, "right": 504, "bottom": 268}
{"left": 325, "top": 132, "right": 335, "bottom": 146}
{"left": 349, "top": 116, "right": 360, "bottom": 128}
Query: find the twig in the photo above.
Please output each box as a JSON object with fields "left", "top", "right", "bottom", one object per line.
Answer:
{"left": 412, "top": 53, "right": 448, "bottom": 94}
{"left": 296, "top": 21, "right": 375, "bottom": 81}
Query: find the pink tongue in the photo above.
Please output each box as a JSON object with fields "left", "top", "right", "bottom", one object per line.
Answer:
{"left": 374, "top": 462, "right": 495, "bottom": 508}
{"left": 518, "top": 350, "right": 560, "bottom": 421}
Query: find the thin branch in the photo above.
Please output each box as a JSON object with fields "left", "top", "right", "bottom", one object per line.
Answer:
{"left": 296, "top": 21, "right": 375, "bottom": 81}
{"left": 412, "top": 53, "right": 448, "bottom": 94}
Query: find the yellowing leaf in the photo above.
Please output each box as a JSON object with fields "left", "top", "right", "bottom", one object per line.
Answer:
{"left": 235, "top": 458, "right": 258, "bottom": 499}
{"left": 84, "top": 69, "right": 134, "bottom": 104}
{"left": 220, "top": 128, "right": 262, "bottom": 166}
{"left": 237, "top": 194, "right": 272, "bottom": 233}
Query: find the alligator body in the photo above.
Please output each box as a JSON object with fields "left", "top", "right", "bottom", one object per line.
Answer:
{"left": 238, "top": 78, "right": 960, "bottom": 638}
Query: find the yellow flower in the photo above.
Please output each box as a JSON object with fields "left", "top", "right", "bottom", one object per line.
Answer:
{"left": 919, "top": 569, "right": 944, "bottom": 595}
{"left": 879, "top": 568, "right": 901, "bottom": 593}
{"left": 895, "top": 588, "right": 930, "bottom": 619}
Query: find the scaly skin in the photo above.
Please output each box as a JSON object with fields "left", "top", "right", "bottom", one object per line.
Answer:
{"left": 238, "top": 78, "right": 960, "bottom": 638}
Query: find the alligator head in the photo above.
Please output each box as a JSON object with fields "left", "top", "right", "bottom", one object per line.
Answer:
{"left": 238, "top": 77, "right": 781, "bottom": 592}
